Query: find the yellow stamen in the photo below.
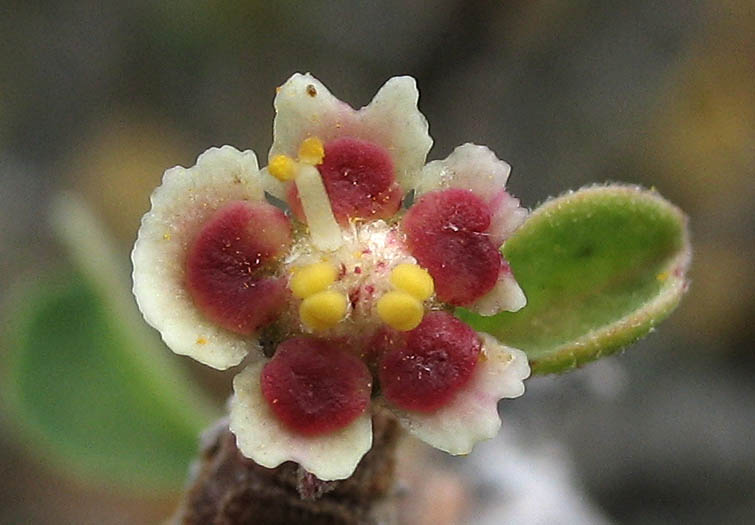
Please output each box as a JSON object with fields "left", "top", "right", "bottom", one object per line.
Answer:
{"left": 298, "top": 136, "right": 325, "bottom": 165}
{"left": 377, "top": 291, "right": 424, "bottom": 331}
{"left": 390, "top": 263, "right": 434, "bottom": 301}
{"left": 269, "top": 154, "right": 297, "bottom": 181}
{"left": 299, "top": 290, "right": 347, "bottom": 331}
{"left": 290, "top": 261, "right": 338, "bottom": 299}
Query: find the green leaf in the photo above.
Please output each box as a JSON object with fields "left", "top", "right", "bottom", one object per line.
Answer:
{"left": 459, "top": 185, "right": 690, "bottom": 375}
{"left": 3, "top": 195, "right": 218, "bottom": 493}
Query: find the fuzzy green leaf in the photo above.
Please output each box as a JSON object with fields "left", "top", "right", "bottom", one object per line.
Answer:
{"left": 459, "top": 185, "right": 690, "bottom": 374}
{"left": 3, "top": 195, "right": 218, "bottom": 493}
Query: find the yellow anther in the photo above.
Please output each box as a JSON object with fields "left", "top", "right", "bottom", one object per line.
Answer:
{"left": 269, "top": 154, "right": 297, "bottom": 181}
{"left": 290, "top": 261, "right": 338, "bottom": 299}
{"left": 298, "top": 137, "right": 325, "bottom": 165}
{"left": 390, "top": 263, "right": 434, "bottom": 301}
{"left": 377, "top": 291, "right": 424, "bottom": 332}
{"left": 299, "top": 290, "right": 348, "bottom": 331}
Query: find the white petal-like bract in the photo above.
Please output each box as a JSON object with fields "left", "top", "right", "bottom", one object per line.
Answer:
{"left": 387, "top": 333, "right": 530, "bottom": 455}
{"left": 132, "top": 146, "right": 266, "bottom": 370}
{"left": 269, "top": 73, "right": 432, "bottom": 193}
{"left": 360, "top": 76, "right": 434, "bottom": 190}
{"left": 467, "top": 270, "right": 527, "bottom": 316}
{"left": 230, "top": 363, "right": 373, "bottom": 481}
{"left": 416, "top": 143, "right": 528, "bottom": 247}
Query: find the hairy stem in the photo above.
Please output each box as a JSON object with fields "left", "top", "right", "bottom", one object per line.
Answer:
{"left": 171, "top": 410, "right": 401, "bottom": 524}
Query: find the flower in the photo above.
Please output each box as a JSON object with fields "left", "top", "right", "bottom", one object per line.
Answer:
{"left": 132, "top": 73, "right": 531, "bottom": 481}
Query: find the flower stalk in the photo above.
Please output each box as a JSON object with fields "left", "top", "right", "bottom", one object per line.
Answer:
{"left": 172, "top": 411, "right": 401, "bottom": 525}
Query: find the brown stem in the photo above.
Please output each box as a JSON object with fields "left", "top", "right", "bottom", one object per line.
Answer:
{"left": 171, "top": 410, "right": 401, "bottom": 525}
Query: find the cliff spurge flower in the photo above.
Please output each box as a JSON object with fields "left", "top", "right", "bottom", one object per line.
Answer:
{"left": 132, "top": 73, "right": 530, "bottom": 481}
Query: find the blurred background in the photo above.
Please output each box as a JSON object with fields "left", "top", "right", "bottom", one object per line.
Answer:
{"left": 1, "top": 1, "right": 753, "bottom": 523}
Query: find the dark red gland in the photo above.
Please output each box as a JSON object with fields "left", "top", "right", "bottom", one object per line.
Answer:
{"left": 288, "top": 137, "right": 402, "bottom": 224}
{"left": 363, "top": 327, "right": 407, "bottom": 372}
{"left": 379, "top": 311, "right": 481, "bottom": 413}
{"left": 261, "top": 338, "right": 373, "bottom": 436}
{"left": 402, "top": 188, "right": 502, "bottom": 305}
{"left": 186, "top": 200, "right": 292, "bottom": 335}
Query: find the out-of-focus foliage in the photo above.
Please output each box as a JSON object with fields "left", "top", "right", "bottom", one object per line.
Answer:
{"left": 3, "top": 197, "right": 217, "bottom": 494}
{"left": 5, "top": 276, "right": 209, "bottom": 491}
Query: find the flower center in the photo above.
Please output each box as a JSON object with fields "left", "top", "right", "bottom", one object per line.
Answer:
{"left": 283, "top": 220, "right": 436, "bottom": 339}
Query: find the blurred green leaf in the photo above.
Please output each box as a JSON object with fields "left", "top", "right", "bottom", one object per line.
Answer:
{"left": 459, "top": 185, "right": 690, "bottom": 374}
{"left": 3, "top": 195, "right": 218, "bottom": 493}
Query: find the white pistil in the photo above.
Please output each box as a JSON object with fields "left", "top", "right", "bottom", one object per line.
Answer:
{"left": 295, "top": 164, "right": 343, "bottom": 252}
{"left": 267, "top": 137, "right": 344, "bottom": 252}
